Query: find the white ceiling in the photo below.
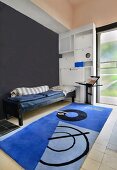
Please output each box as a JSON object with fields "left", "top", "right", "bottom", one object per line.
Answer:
{"left": 68, "top": 0, "right": 90, "bottom": 6}
{"left": 0, "top": 0, "right": 68, "bottom": 34}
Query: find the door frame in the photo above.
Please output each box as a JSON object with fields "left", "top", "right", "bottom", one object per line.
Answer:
{"left": 96, "top": 22, "right": 117, "bottom": 103}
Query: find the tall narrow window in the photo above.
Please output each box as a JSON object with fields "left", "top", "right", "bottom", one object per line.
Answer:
{"left": 97, "top": 29, "right": 117, "bottom": 105}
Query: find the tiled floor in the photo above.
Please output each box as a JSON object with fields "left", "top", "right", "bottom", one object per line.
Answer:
{"left": 81, "top": 103, "right": 117, "bottom": 170}
{"left": 0, "top": 120, "right": 19, "bottom": 136}
{"left": 0, "top": 101, "right": 117, "bottom": 170}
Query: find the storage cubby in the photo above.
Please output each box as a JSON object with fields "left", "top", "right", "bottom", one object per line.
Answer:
{"left": 59, "top": 23, "right": 96, "bottom": 104}
{"left": 59, "top": 34, "right": 74, "bottom": 54}
{"left": 59, "top": 36, "right": 71, "bottom": 53}
{"left": 74, "top": 30, "right": 92, "bottom": 49}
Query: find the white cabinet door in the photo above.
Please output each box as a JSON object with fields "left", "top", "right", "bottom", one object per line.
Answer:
{"left": 59, "top": 34, "right": 74, "bottom": 54}
{"left": 59, "top": 36, "right": 71, "bottom": 54}
{"left": 75, "top": 33, "right": 93, "bottom": 50}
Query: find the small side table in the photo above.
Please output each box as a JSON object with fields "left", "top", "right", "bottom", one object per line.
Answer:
{"left": 75, "top": 82, "right": 102, "bottom": 104}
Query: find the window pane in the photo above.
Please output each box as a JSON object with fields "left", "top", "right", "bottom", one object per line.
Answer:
{"left": 100, "top": 30, "right": 117, "bottom": 98}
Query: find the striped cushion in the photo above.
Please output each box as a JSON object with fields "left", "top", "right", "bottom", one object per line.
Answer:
{"left": 11, "top": 86, "right": 49, "bottom": 97}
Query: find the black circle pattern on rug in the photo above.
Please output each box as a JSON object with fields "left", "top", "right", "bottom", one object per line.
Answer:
{"left": 57, "top": 109, "right": 87, "bottom": 121}
{"left": 40, "top": 125, "right": 89, "bottom": 167}
{"left": 47, "top": 132, "right": 75, "bottom": 152}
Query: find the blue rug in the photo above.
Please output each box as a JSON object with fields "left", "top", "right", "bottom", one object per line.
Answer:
{"left": 0, "top": 103, "right": 112, "bottom": 170}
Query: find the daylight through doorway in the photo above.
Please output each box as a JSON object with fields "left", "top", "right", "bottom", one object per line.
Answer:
{"left": 98, "top": 29, "right": 117, "bottom": 105}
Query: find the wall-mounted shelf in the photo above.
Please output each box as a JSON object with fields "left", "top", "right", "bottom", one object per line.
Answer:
{"left": 60, "top": 67, "right": 85, "bottom": 70}
{"left": 59, "top": 23, "right": 96, "bottom": 104}
{"left": 59, "top": 23, "right": 95, "bottom": 55}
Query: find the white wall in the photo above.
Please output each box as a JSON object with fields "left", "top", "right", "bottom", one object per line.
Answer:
{"left": 0, "top": 0, "right": 68, "bottom": 34}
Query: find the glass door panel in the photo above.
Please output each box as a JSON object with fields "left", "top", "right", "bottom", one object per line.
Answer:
{"left": 100, "top": 30, "right": 117, "bottom": 105}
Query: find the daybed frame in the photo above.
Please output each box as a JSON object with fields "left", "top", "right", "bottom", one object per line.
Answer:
{"left": 3, "top": 91, "right": 75, "bottom": 126}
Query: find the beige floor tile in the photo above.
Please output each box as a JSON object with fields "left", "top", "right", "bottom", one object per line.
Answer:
{"left": 82, "top": 157, "right": 101, "bottom": 170}
{"left": 107, "top": 143, "right": 117, "bottom": 152}
{"left": 109, "top": 135, "right": 117, "bottom": 146}
{"left": 108, "top": 133, "right": 117, "bottom": 146}
{"left": 105, "top": 119, "right": 117, "bottom": 128}
{"left": 88, "top": 149, "right": 104, "bottom": 162}
{"left": 95, "top": 135, "right": 110, "bottom": 146}
{"left": 103, "top": 122, "right": 115, "bottom": 130}
{"left": 102, "top": 154, "right": 117, "bottom": 170}
{"left": 105, "top": 148, "right": 117, "bottom": 158}
{"left": 99, "top": 163, "right": 116, "bottom": 170}
{"left": 107, "top": 120, "right": 117, "bottom": 151}
{"left": 0, "top": 150, "right": 23, "bottom": 170}
{"left": 100, "top": 126, "right": 113, "bottom": 135}
{"left": 92, "top": 142, "right": 106, "bottom": 153}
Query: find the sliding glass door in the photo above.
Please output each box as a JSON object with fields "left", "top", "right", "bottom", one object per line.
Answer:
{"left": 97, "top": 29, "right": 117, "bottom": 105}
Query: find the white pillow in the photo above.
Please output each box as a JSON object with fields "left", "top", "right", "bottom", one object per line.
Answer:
{"left": 51, "top": 85, "right": 76, "bottom": 95}
{"left": 11, "top": 85, "right": 49, "bottom": 97}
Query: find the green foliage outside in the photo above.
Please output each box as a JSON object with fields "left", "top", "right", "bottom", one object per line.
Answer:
{"left": 100, "top": 41, "right": 117, "bottom": 97}
{"left": 101, "top": 90, "right": 117, "bottom": 97}
{"left": 100, "top": 41, "right": 117, "bottom": 62}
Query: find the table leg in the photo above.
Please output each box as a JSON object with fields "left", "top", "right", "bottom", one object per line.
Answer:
{"left": 86, "top": 85, "right": 89, "bottom": 104}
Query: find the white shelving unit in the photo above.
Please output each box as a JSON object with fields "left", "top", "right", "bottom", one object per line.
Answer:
{"left": 59, "top": 23, "right": 96, "bottom": 104}
{"left": 74, "top": 30, "right": 93, "bottom": 62}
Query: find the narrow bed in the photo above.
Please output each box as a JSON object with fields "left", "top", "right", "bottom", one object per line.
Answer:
{"left": 3, "top": 86, "right": 76, "bottom": 126}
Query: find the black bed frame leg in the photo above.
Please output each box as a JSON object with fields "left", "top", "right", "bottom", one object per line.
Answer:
{"left": 18, "top": 113, "right": 23, "bottom": 126}
{"left": 72, "top": 97, "right": 75, "bottom": 103}
{"left": 5, "top": 113, "right": 9, "bottom": 120}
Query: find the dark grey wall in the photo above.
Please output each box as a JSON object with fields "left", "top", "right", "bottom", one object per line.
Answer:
{"left": 0, "top": 2, "right": 60, "bottom": 119}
